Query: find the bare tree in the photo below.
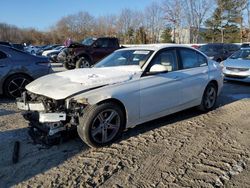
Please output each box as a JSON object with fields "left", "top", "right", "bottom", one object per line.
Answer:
{"left": 185, "top": 0, "right": 211, "bottom": 43}
{"left": 162, "top": 0, "right": 183, "bottom": 43}
{"left": 145, "top": 2, "right": 165, "bottom": 43}
{"left": 94, "top": 14, "right": 117, "bottom": 36}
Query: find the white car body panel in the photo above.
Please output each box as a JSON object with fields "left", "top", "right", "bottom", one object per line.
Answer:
{"left": 25, "top": 65, "right": 142, "bottom": 100}
{"left": 24, "top": 45, "right": 224, "bottom": 129}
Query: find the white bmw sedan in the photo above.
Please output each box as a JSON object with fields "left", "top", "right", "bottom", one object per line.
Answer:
{"left": 17, "top": 45, "right": 223, "bottom": 147}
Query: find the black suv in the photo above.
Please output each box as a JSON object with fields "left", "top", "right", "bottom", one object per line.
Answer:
{"left": 199, "top": 43, "right": 240, "bottom": 62}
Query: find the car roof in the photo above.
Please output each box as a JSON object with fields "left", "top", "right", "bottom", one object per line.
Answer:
{"left": 118, "top": 44, "right": 196, "bottom": 51}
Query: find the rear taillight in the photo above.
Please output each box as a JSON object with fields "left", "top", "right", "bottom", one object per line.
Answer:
{"left": 36, "top": 62, "right": 51, "bottom": 67}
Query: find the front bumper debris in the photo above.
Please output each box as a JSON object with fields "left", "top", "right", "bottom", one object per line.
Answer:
{"left": 39, "top": 113, "right": 66, "bottom": 123}
{"left": 17, "top": 101, "right": 45, "bottom": 111}
{"left": 17, "top": 92, "right": 78, "bottom": 145}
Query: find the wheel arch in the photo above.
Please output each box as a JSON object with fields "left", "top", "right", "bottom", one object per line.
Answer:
{"left": 3, "top": 72, "right": 33, "bottom": 89}
{"left": 76, "top": 53, "right": 92, "bottom": 63}
{"left": 96, "top": 98, "right": 127, "bottom": 129}
{"left": 2, "top": 72, "right": 33, "bottom": 97}
{"left": 208, "top": 80, "right": 218, "bottom": 91}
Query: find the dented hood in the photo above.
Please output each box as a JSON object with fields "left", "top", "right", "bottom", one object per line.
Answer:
{"left": 26, "top": 66, "right": 142, "bottom": 100}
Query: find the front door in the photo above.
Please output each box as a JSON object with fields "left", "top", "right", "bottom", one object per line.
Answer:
{"left": 140, "top": 49, "right": 182, "bottom": 119}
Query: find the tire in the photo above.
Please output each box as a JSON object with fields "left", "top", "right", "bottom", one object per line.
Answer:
{"left": 3, "top": 74, "right": 32, "bottom": 98}
{"left": 77, "top": 102, "right": 125, "bottom": 148}
{"left": 198, "top": 82, "right": 218, "bottom": 112}
{"left": 63, "top": 61, "right": 75, "bottom": 70}
{"left": 216, "top": 58, "right": 222, "bottom": 63}
{"left": 31, "top": 50, "right": 35, "bottom": 55}
{"left": 76, "top": 57, "right": 91, "bottom": 69}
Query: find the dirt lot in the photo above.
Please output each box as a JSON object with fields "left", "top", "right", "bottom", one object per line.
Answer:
{"left": 0, "top": 65, "right": 250, "bottom": 187}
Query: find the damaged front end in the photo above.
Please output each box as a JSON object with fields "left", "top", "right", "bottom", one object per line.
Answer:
{"left": 17, "top": 91, "right": 86, "bottom": 145}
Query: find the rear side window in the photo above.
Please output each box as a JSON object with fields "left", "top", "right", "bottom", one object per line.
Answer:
{"left": 0, "top": 51, "right": 7, "bottom": 59}
{"left": 179, "top": 49, "right": 207, "bottom": 69}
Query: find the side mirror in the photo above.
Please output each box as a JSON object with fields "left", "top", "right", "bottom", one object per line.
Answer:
{"left": 149, "top": 64, "right": 168, "bottom": 74}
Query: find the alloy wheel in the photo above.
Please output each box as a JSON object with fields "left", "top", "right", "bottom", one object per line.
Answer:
{"left": 80, "top": 59, "right": 90, "bottom": 68}
{"left": 91, "top": 109, "right": 121, "bottom": 144}
{"left": 7, "top": 77, "right": 30, "bottom": 98}
{"left": 204, "top": 87, "right": 216, "bottom": 109}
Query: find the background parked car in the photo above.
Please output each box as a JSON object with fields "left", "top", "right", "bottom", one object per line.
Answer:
{"left": 42, "top": 46, "right": 65, "bottom": 63}
{"left": 36, "top": 44, "right": 61, "bottom": 56}
{"left": 12, "top": 43, "right": 25, "bottom": 51}
{"left": 0, "top": 41, "right": 13, "bottom": 47}
{"left": 58, "top": 37, "right": 121, "bottom": 69}
{"left": 24, "top": 45, "right": 40, "bottom": 55}
{"left": 42, "top": 46, "right": 65, "bottom": 56}
{"left": 241, "top": 43, "right": 250, "bottom": 48}
{"left": 199, "top": 43, "right": 240, "bottom": 62}
{"left": 0, "top": 45, "right": 52, "bottom": 98}
{"left": 222, "top": 48, "right": 250, "bottom": 82}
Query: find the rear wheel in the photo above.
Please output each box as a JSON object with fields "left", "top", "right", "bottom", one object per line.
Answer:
{"left": 77, "top": 102, "right": 125, "bottom": 147}
{"left": 76, "top": 57, "right": 91, "bottom": 68}
{"left": 3, "top": 74, "right": 32, "bottom": 98}
{"left": 198, "top": 83, "right": 217, "bottom": 111}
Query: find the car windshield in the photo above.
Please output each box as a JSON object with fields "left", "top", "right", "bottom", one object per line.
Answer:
{"left": 95, "top": 49, "right": 153, "bottom": 68}
{"left": 81, "top": 38, "right": 96, "bottom": 46}
{"left": 54, "top": 46, "right": 63, "bottom": 50}
{"left": 229, "top": 49, "right": 250, "bottom": 60}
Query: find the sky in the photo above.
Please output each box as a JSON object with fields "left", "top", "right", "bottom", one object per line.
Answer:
{"left": 0, "top": 0, "right": 157, "bottom": 31}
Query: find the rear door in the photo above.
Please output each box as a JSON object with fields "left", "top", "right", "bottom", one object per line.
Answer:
{"left": 177, "top": 48, "right": 209, "bottom": 105}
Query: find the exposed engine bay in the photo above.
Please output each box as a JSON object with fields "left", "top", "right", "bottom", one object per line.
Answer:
{"left": 17, "top": 91, "right": 86, "bottom": 145}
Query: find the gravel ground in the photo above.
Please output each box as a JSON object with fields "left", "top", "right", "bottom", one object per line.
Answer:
{"left": 0, "top": 65, "right": 250, "bottom": 187}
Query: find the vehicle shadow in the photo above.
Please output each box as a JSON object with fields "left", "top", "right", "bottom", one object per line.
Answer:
{"left": 0, "top": 127, "right": 88, "bottom": 187}
{"left": 218, "top": 81, "right": 250, "bottom": 106}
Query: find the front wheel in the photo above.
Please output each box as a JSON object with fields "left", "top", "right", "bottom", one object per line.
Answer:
{"left": 77, "top": 102, "right": 125, "bottom": 147}
{"left": 198, "top": 83, "right": 217, "bottom": 111}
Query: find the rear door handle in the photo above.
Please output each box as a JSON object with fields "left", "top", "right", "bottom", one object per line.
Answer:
{"left": 0, "top": 65, "right": 6, "bottom": 68}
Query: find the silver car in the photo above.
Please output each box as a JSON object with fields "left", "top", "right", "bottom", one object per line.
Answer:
{"left": 222, "top": 48, "right": 250, "bottom": 82}
{"left": 0, "top": 45, "right": 52, "bottom": 98}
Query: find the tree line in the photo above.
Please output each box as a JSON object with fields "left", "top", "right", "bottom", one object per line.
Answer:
{"left": 0, "top": 0, "right": 250, "bottom": 45}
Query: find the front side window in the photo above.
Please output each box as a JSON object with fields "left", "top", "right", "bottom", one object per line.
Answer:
{"left": 94, "top": 50, "right": 153, "bottom": 68}
{"left": 149, "top": 50, "right": 178, "bottom": 72}
{"left": 180, "top": 49, "right": 207, "bottom": 69}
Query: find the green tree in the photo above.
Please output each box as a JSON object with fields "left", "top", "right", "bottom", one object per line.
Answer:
{"left": 135, "top": 27, "right": 147, "bottom": 44}
{"left": 160, "top": 28, "right": 173, "bottom": 43}
{"left": 203, "top": 0, "right": 247, "bottom": 43}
